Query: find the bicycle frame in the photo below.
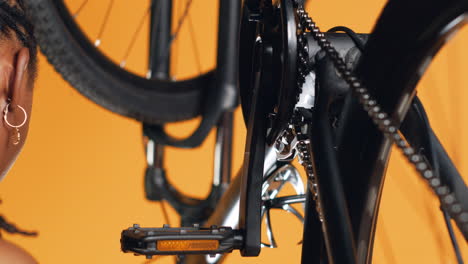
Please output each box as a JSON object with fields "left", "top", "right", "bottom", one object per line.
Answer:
{"left": 144, "top": 1, "right": 468, "bottom": 264}
{"left": 146, "top": 0, "right": 375, "bottom": 262}
{"left": 18, "top": 0, "right": 468, "bottom": 262}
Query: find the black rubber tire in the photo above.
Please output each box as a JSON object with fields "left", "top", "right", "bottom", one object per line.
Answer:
{"left": 24, "top": 0, "right": 215, "bottom": 124}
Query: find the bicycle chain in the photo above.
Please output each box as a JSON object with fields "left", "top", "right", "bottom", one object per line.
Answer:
{"left": 294, "top": 117, "right": 324, "bottom": 221}
{"left": 293, "top": 3, "right": 468, "bottom": 237}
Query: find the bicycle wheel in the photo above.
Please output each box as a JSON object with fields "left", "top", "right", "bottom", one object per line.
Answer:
{"left": 23, "top": 0, "right": 216, "bottom": 124}
{"left": 300, "top": 0, "right": 468, "bottom": 263}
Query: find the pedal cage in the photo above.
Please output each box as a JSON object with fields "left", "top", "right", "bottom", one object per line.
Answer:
{"left": 121, "top": 224, "right": 243, "bottom": 258}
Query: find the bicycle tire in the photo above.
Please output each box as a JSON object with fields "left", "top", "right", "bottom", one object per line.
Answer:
{"left": 23, "top": 0, "right": 214, "bottom": 124}
{"left": 319, "top": 0, "right": 468, "bottom": 262}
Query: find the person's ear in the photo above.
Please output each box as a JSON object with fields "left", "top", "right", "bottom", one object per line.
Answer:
{"left": 8, "top": 47, "right": 30, "bottom": 107}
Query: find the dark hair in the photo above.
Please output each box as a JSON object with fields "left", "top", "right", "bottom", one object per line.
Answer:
{"left": 0, "top": 214, "right": 37, "bottom": 237}
{"left": 0, "top": 0, "right": 37, "bottom": 76}
{"left": 0, "top": 198, "right": 37, "bottom": 237}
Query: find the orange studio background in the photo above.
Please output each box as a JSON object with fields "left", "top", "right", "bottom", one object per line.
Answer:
{"left": 0, "top": 0, "right": 467, "bottom": 263}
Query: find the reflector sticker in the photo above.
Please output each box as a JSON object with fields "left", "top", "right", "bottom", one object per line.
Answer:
{"left": 157, "top": 240, "right": 219, "bottom": 251}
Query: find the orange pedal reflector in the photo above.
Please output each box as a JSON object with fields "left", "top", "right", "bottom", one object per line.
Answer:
{"left": 121, "top": 225, "right": 242, "bottom": 257}
{"left": 157, "top": 240, "right": 219, "bottom": 251}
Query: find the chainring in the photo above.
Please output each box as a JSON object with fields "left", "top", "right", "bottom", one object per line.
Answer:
{"left": 239, "top": 0, "right": 299, "bottom": 145}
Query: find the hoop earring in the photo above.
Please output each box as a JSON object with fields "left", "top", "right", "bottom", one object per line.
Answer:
{"left": 3, "top": 102, "right": 28, "bottom": 145}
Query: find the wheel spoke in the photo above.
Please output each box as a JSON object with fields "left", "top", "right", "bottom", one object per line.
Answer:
{"left": 70, "top": 0, "right": 201, "bottom": 79}
{"left": 171, "top": 0, "right": 183, "bottom": 79}
{"left": 72, "top": 0, "right": 89, "bottom": 18}
{"left": 75, "top": 0, "right": 199, "bottom": 78}
{"left": 187, "top": 13, "right": 202, "bottom": 74}
{"left": 95, "top": 0, "right": 115, "bottom": 47}
{"left": 170, "top": 0, "right": 193, "bottom": 44}
{"left": 120, "top": 4, "right": 152, "bottom": 69}
{"left": 158, "top": 0, "right": 194, "bottom": 80}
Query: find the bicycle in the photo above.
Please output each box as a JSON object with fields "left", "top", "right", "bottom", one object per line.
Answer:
{"left": 22, "top": 0, "right": 468, "bottom": 263}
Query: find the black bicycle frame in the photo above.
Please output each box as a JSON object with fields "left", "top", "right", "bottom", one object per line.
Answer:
{"left": 302, "top": 1, "right": 468, "bottom": 264}
{"left": 147, "top": 0, "right": 468, "bottom": 264}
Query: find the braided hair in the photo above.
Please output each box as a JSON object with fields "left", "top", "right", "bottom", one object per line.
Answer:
{"left": 0, "top": 198, "right": 37, "bottom": 237}
{"left": 0, "top": 215, "right": 37, "bottom": 237}
{"left": 0, "top": 0, "right": 37, "bottom": 76}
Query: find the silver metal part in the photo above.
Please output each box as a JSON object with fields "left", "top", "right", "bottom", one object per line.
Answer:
{"left": 275, "top": 71, "right": 316, "bottom": 162}
{"left": 144, "top": 136, "right": 164, "bottom": 168}
{"left": 261, "top": 164, "right": 305, "bottom": 248}
{"left": 275, "top": 126, "right": 298, "bottom": 161}
{"left": 262, "top": 165, "right": 305, "bottom": 201}
{"left": 200, "top": 146, "right": 280, "bottom": 264}
{"left": 213, "top": 112, "right": 234, "bottom": 188}
{"left": 295, "top": 72, "right": 316, "bottom": 109}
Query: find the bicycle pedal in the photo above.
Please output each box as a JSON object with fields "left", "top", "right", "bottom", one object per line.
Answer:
{"left": 121, "top": 224, "right": 243, "bottom": 258}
